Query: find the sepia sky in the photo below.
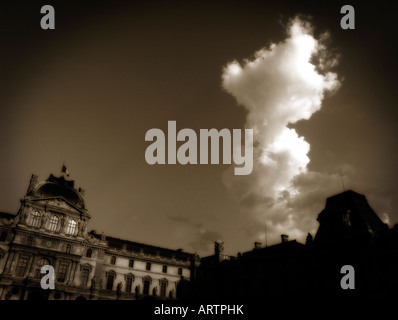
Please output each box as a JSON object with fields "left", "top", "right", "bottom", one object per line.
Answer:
{"left": 1, "top": 0, "right": 397, "bottom": 256}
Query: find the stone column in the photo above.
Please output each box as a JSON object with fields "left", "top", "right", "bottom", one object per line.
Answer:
{"left": 71, "top": 261, "right": 78, "bottom": 283}
{"left": 4, "top": 251, "right": 15, "bottom": 274}
{"left": 28, "top": 255, "right": 38, "bottom": 277}
{"left": 67, "top": 261, "right": 78, "bottom": 284}
{"left": 0, "top": 286, "right": 5, "bottom": 300}
{"left": 25, "top": 254, "right": 34, "bottom": 277}
{"left": 65, "top": 261, "right": 73, "bottom": 284}
{"left": 54, "top": 259, "right": 60, "bottom": 281}
{"left": 10, "top": 251, "right": 20, "bottom": 274}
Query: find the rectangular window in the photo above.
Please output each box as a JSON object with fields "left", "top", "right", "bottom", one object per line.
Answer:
{"left": 125, "top": 277, "right": 133, "bottom": 293}
{"left": 57, "top": 263, "right": 68, "bottom": 282}
{"left": 160, "top": 282, "right": 167, "bottom": 297}
{"left": 34, "top": 266, "right": 42, "bottom": 278}
{"left": 178, "top": 267, "right": 183, "bottom": 276}
{"left": 15, "top": 255, "right": 29, "bottom": 277}
{"left": 110, "top": 256, "right": 116, "bottom": 265}
{"left": 81, "top": 268, "right": 89, "bottom": 287}
{"left": 162, "top": 265, "right": 167, "bottom": 273}
{"left": 106, "top": 274, "right": 115, "bottom": 290}
{"left": 146, "top": 262, "right": 151, "bottom": 271}
{"left": 143, "top": 280, "right": 150, "bottom": 295}
{"left": 129, "top": 259, "right": 134, "bottom": 268}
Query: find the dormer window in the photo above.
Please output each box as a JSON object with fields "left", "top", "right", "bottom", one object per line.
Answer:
{"left": 66, "top": 219, "right": 77, "bottom": 235}
{"left": 48, "top": 215, "right": 59, "bottom": 232}
{"left": 27, "top": 210, "right": 41, "bottom": 228}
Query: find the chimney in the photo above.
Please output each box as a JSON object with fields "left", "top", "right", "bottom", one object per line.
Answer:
{"left": 254, "top": 242, "right": 262, "bottom": 249}
{"left": 281, "top": 234, "right": 289, "bottom": 243}
{"left": 215, "top": 241, "right": 224, "bottom": 255}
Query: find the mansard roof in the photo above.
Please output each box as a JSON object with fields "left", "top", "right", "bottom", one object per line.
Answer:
{"left": 88, "top": 231, "right": 196, "bottom": 262}
{"left": 314, "top": 190, "right": 388, "bottom": 244}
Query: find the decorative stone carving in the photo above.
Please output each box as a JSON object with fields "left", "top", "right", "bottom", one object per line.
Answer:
{"left": 40, "top": 213, "right": 47, "bottom": 228}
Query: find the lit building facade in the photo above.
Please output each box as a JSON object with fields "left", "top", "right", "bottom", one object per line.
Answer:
{"left": 0, "top": 172, "right": 198, "bottom": 300}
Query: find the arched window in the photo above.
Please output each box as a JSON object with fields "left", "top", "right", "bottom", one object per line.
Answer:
{"left": 27, "top": 211, "right": 41, "bottom": 228}
{"left": 47, "top": 215, "right": 59, "bottom": 232}
{"left": 34, "top": 257, "right": 50, "bottom": 278}
{"left": 66, "top": 219, "right": 77, "bottom": 235}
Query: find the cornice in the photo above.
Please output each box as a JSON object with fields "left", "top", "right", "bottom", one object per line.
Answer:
{"left": 103, "top": 251, "right": 191, "bottom": 268}
{"left": 22, "top": 196, "right": 90, "bottom": 218}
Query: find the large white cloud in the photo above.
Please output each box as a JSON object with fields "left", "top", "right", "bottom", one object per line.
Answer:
{"left": 222, "top": 17, "right": 343, "bottom": 245}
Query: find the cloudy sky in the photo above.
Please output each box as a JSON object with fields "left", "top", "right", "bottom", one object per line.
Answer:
{"left": 1, "top": 0, "right": 397, "bottom": 256}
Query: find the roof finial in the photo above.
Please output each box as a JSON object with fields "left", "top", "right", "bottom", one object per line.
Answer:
{"left": 61, "top": 162, "right": 70, "bottom": 178}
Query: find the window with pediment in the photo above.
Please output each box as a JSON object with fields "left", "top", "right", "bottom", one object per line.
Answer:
{"left": 106, "top": 270, "right": 116, "bottom": 290}
{"left": 81, "top": 268, "right": 90, "bottom": 287}
{"left": 125, "top": 273, "right": 134, "bottom": 293}
{"left": 159, "top": 278, "right": 168, "bottom": 297}
{"left": 80, "top": 263, "right": 93, "bottom": 287}
{"left": 142, "top": 276, "right": 152, "bottom": 295}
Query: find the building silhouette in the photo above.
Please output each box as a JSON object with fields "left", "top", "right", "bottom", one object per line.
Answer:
{"left": 0, "top": 171, "right": 198, "bottom": 300}
{"left": 185, "top": 190, "right": 398, "bottom": 299}
{"left": 1, "top": 169, "right": 397, "bottom": 300}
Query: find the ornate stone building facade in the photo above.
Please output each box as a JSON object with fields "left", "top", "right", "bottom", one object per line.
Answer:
{"left": 0, "top": 171, "right": 198, "bottom": 300}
